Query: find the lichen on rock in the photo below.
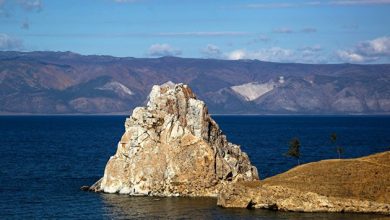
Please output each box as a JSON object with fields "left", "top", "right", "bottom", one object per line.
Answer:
{"left": 90, "top": 83, "right": 259, "bottom": 196}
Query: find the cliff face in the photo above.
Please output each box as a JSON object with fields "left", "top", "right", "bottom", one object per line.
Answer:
{"left": 90, "top": 83, "right": 258, "bottom": 196}
{"left": 218, "top": 151, "right": 390, "bottom": 215}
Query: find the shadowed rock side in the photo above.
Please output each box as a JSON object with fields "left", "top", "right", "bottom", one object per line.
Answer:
{"left": 90, "top": 83, "right": 258, "bottom": 196}
{"left": 218, "top": 151, "right": 390, "bottom": 215}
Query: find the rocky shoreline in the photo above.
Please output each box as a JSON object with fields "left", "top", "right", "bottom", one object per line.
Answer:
{"left": 86, "top": 83, "right": 390, "bottom": 215}
{"left": 218, "top": 151, "right": 390, "bottom": 215}
{"left": 218, "top": 183, "right": 390, "bottom": 214}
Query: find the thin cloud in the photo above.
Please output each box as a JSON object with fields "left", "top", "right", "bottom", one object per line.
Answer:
{"left": 201, "top": 44, "right": 223, "bottom": 58}
{"left": 156, "top": 32, "right": 249, "bottom": 37}
{"left": 301, "top": 27, "right": 317, "bottom": 33}
{"left": 329, "top": 0, "right": 390, "bottom": 5}
{"left": 147, "top": 43, "right": 182, "bottom": 57}
{"left": 17, "top": 0, "right": 42, "bottom": 11}
{"left": 299, "top": 45, "right": 322, "bottom": 52}
{"left": 225, "top": 38, "right": 389, "bottom": 64}
{"left": 257, "top": 35, "right": 270, "bottom": 42}
{"left": 355, "top": 36, "right": 390, "bottom": 56}
{"left": 24, "top": 31, "right": 250, "bottom": 38}
{"left": 273, "top": 28, "right": 293, "bottom": 34}
{"left": 272, "top": 27, "right": 317, "bottom": 34}
{"left": 337, "top": 36, "right": 390, "bottom": 63}
{"left": 1, "top": 0, "right": 42, "bottom": 12}
{"left": 299, "top": 45, "right": 325, "bottom": 62}
{"left": 245, "top": 3, "right": 294, "bottom": 8}
{"left": 226, "top": 48, "right": 293, "bottom": 62}
{"left": 227, "top": 49, "right": 247, "bottom": 60}
{"left": 0, "top": 33, "right": 24, "bottom": 50}
{"left": 225, "top": 46, "right": 328, "bottom": 63}
{"left": 242, "top": 0, "right": 390, "bottom": 9}
{"left": 337, "top": 50, "right": 368, "bottom": 62}
{"left": 0, "top": 0, "right": 42, "bottom": 23}
{"left": 247, "top": 34, "right": 271, "bottom": 45}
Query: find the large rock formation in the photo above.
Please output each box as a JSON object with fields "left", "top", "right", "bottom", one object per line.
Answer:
{"left": 218, "top": 151, "right": 390, "bottom": 215}
{"left": 90, "top": 83, "right": 258, "bottom": 196}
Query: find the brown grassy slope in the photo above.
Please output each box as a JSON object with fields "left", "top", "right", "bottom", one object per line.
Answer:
{"left": 261, "top": 151, "right": 390, "bottom": 203}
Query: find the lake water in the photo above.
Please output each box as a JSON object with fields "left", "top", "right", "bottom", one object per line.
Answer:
{"left": 0, "top": 115, "right": 389, "bottom": 219}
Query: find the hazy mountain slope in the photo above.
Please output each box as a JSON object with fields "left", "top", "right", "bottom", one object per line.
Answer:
{"left": 0, "top": 51, "right": 389, "bottom": 114}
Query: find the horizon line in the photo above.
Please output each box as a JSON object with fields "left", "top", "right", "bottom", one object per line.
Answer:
{"left": 1, "top": 50, "right": 390, "bottom": 65}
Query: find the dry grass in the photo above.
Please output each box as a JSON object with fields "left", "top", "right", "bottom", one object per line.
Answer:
{"left": 259, "top": 151, "right": 390, "bottom": 203}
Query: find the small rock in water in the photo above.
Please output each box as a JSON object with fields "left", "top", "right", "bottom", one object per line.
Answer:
{"left": 80, "top": 186, "right": 90, "bottom": 191}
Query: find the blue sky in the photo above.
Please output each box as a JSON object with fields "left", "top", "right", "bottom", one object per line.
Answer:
{"left": 0, "top": 0, "right": 389, "bottom": 63}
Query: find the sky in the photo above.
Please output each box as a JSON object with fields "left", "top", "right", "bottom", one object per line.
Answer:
{"left": 0, "top": 0, "right": 389, "bottom": 64}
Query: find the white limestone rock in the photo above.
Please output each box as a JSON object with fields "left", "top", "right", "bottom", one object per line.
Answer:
{"left": 90, "top": 83, "right": 259, "bottom": 197}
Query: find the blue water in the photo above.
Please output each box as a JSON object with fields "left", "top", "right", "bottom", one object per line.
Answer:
{"left": 0, "top": 116, "right": 389, "bottom": 219}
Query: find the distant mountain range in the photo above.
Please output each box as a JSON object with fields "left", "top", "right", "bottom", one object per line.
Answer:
{"left": 1, "top": 51, "right": 389, "bottom": 115}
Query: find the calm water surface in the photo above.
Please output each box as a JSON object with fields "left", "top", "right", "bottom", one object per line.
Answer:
{"left": 0, "top": 115, "right": 389, "bottom": 219}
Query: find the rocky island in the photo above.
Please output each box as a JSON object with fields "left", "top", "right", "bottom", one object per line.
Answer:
{"left": 89, "top": 82, "right": 258, "bottom": 196}
{"left": 88, "top": 82, "right": 389, "bottom": 215}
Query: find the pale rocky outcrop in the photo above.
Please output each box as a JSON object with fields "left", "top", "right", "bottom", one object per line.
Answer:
{"left": 90, "top": 83, "right": 258, "bottom": 196}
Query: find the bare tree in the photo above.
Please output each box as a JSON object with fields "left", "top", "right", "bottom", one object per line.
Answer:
{"left": 330, "top": 132, "right": 344, "bottom": 159}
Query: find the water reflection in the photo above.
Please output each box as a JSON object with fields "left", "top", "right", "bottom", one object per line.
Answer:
{"left": 100, "top": 194, "right": 387, "bottom": 220}
{"left": 100, "top": 194, "right": 216, "bottom": 219}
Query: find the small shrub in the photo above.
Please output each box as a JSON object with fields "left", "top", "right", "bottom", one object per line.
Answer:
{"left": 285, "top": 137, "right": 301, "bottom": 165}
